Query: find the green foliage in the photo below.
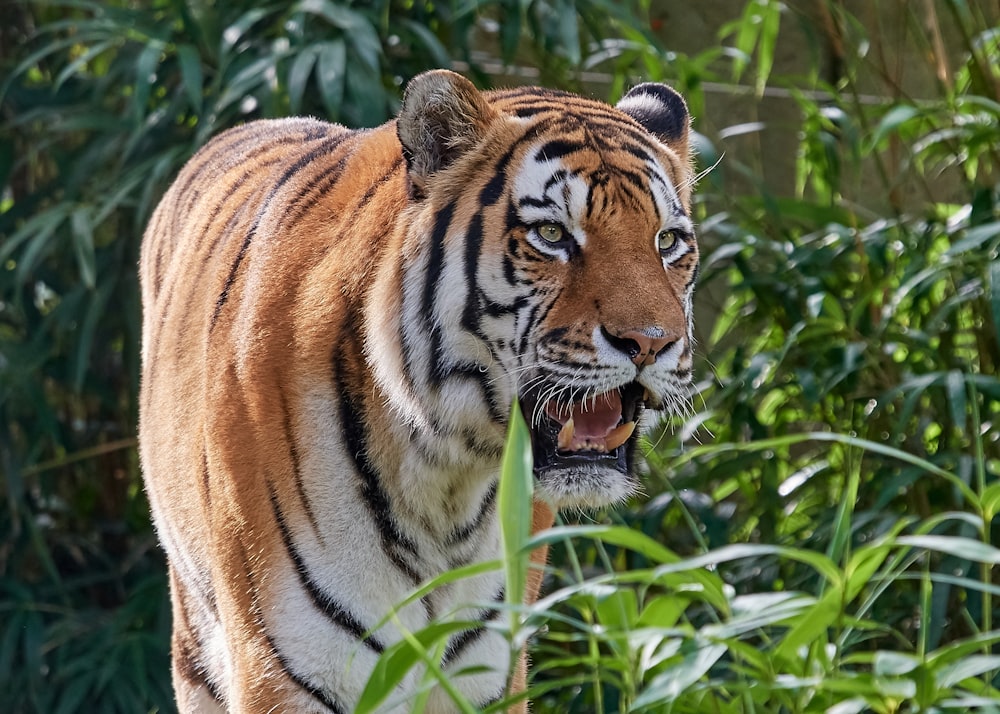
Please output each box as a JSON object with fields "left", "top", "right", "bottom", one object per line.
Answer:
{"left": 2, "top": 0, "right": 998, "bottom": 711}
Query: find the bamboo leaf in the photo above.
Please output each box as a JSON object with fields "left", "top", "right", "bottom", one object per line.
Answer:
{"left": 499, "top": 399, "right": 533, "bottom": 634}
{"left": 176, "top": 43, "right": 203, "bottom": 112}
{"left": 895, "top": 536, "right": 1000, "bottom": 564}
{"left": 70, "top": 206, "right": 96, "bottom": 289}
{"left": 989, "top": 259, "right": 1000, "bottom": 356}
{"left": 287, "top": 45, "right": 318, "bottom": 116}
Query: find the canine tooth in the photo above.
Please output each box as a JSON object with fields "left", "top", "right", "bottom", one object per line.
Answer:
{"left": 643, "top": 388, "right": 651, "bottom": 402}
{"left": 605, "top": 421, "right": 636, "bottom": 451}
{"left": 557, "top": 417, "right": 575, "bottom": 451}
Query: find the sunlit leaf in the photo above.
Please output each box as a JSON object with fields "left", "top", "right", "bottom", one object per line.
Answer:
{"left": 500, "top": 399, "right": 533, "bottom": 633}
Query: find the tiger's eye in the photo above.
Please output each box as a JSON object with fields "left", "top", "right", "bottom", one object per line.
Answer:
{"left": 538, "top": 223, "right": 564, "bottom": 243}
{"left": 657, "top": 229, "right": 679, "bottom": 252}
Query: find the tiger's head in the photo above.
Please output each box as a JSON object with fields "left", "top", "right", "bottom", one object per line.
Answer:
{"left": 385, "top": 70, "right": 697, "bottom": 509}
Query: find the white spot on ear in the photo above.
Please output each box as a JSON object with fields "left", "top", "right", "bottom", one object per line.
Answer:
{"left": 616, "top": 92, "right": 666, "bottom": 120}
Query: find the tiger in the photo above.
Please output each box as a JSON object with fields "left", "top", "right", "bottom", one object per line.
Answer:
{"left": 138, "top": 68, "right": 697, "bottom": 713}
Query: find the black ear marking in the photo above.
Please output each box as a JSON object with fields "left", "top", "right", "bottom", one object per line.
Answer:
{"left": 396, "top": 69, "right": 499, "bottom": 198}
{"left": 616, "top": 83, "right": 690, "bottom": 146}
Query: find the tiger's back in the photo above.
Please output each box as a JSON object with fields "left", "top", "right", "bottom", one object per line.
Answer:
{"left": 139, "top": 70, "right": 698, "bottom": 713}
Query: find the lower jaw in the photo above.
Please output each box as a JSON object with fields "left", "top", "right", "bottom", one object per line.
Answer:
{"left": 532, "top": 461, "right": 640, "bottom": 509}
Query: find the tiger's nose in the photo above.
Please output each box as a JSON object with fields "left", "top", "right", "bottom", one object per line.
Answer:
{"left": 601, "top": 326, "right": 676, "bottom": 367}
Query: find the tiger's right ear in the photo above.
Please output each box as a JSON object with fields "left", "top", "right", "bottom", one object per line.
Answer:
{"left": 397, "top": 70, "right": 498, "bottom": 199}
{"left": 616, "top": 83, "right": 691, "bottom": 167}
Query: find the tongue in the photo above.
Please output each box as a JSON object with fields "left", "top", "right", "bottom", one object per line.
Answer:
{"left": 546, "top": 391, "right": 634, "bottom": 453}
{"left": 562, "top": 391, "right": 621, "bottom": 436}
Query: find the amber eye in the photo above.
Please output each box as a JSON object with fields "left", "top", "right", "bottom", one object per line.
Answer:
{"left": 536, "top": 223, "right": 565, "bottom": 243}
{"left": 657, "top": 229, "right": 680, "bottom": 253}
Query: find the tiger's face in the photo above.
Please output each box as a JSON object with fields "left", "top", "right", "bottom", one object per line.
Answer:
{"left": 395, "top": 72, "right": 698, "bottom": 510}
{"left": 501, "top": 122, "right": 695, "bottom": 506}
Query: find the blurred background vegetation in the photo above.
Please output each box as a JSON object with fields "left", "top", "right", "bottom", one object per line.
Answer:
{"left": 1, "top": 0, "right": 998, "bottom": 711}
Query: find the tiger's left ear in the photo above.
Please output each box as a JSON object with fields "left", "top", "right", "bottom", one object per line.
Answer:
{"left": 616, "top": 83, "right": 691, "bottom": 165}
{"left": 397, "top": 70, "right": 499, "bottom": 199}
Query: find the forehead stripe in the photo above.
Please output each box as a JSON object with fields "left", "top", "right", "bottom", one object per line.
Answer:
{"left": 534, "top": 139, "right": 583, "bottom": 161}
{"left": 477, "top": 120, "right": 553, "bottom": 206}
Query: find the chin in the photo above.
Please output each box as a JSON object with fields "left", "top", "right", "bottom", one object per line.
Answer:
{"left": 532, "top": 462, "right": 641, "bottom": 510}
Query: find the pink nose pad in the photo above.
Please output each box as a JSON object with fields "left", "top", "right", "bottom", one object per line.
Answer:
{"left": 618, "top": 329, "right": 673, "bottom": 366}
{"left": 602, "top": 326, "right": 675, "bottom": 367}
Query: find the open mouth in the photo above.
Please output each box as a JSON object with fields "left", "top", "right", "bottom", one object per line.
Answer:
{"left": 520, "top": 383, "right": 646, "bottom": 475}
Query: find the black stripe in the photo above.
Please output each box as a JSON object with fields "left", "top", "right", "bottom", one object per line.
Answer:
{"left": 461, "top": 428, "right": 505, "bottom": 461}
{"left": 146, "top": 172, "right": 251, "bottom": 363}
{"left": 174, "top": 638, "right": 225, "bottom": 705}
{"left": 177, "top": 126, "right": 324, "bottom": 233}
{"left": 210, "top": 134, "right": 351, "bottom": 330}
{"left": 335, "top": 352, "right": 423, "bottom": 584}
{"left": 273, "top": 649, "right": 348, "bottom": 714}
{"left": 280, "top": 394, "right": 322, "bottom": 541}
{"left": 478, "top": 120, "right": 553, "bottom": 207}
{"left": 460, "top": 211, "right": 485, "bottom": 338}
{"left": 422, "top": 200, "right": 455, "bottom": 322}
{"left": 441, "top": 589, "right": 504, "bottom": 667}
{"left": 502, "top": 239, "right": 518, "bottom": 285}
{"left": 210, "top": 224, "right": 254, "bottom": 329}
{"left": 446, "top": 481, "right": 497, "bottom": 545}
{"left": 535, "top": 139, "right": 583, "bottom": 161}
{"left": 200, "top": 449, "right": 212, "bottom": 509}
{"left": 241, "top": 541, "right": 350, "bottom": 714}
{"left": 276, "top": 152, "right": 353, "bottom": 231}
{"left": 357, "top": 157, "right": 405, "bottom": 209}
{"left": 480, "top": 169, "right": 505, "bottom": 206}
{"left": 517, "top": 195, "right": 555, "bottom": 209}
{"left": 621, "top": 141, "right": 654, "bottom": 163}
{"left": 267, "top": 484, "right": 386, "bottom": 653}
{"left": 458, "top": 212, "right": 508, "bottom": 422}
{"left": 428, "top": 321, "right": 448, "bottom": 384}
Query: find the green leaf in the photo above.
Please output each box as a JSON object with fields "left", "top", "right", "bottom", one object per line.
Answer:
{"left": 499, "top": 399, "right": 533, "bottom": 633}
{"left": 871, "top": 104, "right": 921, "bottom": 147}
{"left": 755, "top": 0, "right": 781, "bottom": 95}
{"left": 1, "top": 205, "right": 70, "bottom": 275}
{"left": 935, "top": 654, "right": 1000, "bottom": 689}
{"left": 895, "top": 535, "right": 1000, "bottom": 564}
{"left": 70, "top": 206, "right": 96, "bottom": 289}
{"left": 316, "top": 40, "right": 347, "bottom": 118}
{"left": 637, "top": 594, "right": 686, "bottom": 629}
{"left": 945, "top": 220, "right": 1000, "bottom": 256}
{"left": 133, "top": 41, "right": 164, "bottom": 118}
{"left": 527, "top": 524, "right": 679, "bottom": 565}
{"left": 500, "top": 4, "right": 522, "bottom": 63}
{"left": 981, "top": 481, "right": 1000, "bottom": 524}
{"left": 945, "top": 369, "right": 967, "bottom": 436}
{"left": 594, "top": 587, "right": 638, "bottom": 632}
{"left": 220, "top": 7, "right": 272, "bottom": 54}
{"left": 556, "top": 0, "right": 581, "bottom": 66}
{"left": 774, "top": 588, "right": 841, "bottom": 664}
{"left": 400, "top": 19, "right": 452, "bottom": 69}
{"left": 632, "top": 639, "right": 727, "bottom": 708}
{"left": 73, "top": 277, "right": 115, "bottom": 391}
{"left": 355, "top": 620, "right": 475, "bottom": 714}
{"left": 176, "top": 44, "right": 203, "bottom": 112}
{"left": 990, "top": 259, "right": 1000, "bottom": 357}
{"left": 844, "top": 542, "right": 893, "bottom": 602}
{"left": 873, "top": 650, "right": 920, "bottom": 677}
{"left": 287, "top": 45, "right": 318, "bottom": 116}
